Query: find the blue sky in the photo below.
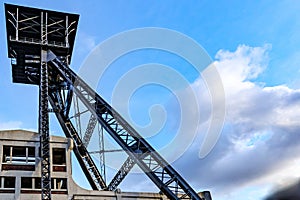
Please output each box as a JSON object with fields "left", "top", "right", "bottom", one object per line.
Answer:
{"left": 1, "top": 1, "right": 300, "bottom": 199}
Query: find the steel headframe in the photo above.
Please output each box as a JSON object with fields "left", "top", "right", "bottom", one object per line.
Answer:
{"left": 5, "top": 4, "right": 205, "bottom": 200}
{"left": 5, "top": 4, "right": 79, "bottom": 199}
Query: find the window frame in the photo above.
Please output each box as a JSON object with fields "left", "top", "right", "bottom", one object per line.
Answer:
{"left": 0, "top": 176, "right": 16, "bottom": 189}
{"left": 2, "top": 145, "right": 36, "bottom": 165}
{"left": 52, "top": 147, "right": 67, "bottom": 172}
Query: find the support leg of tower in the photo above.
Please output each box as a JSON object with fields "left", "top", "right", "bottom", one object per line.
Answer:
{"left": 40, "top": 49, "right": 51, "bottom": 200}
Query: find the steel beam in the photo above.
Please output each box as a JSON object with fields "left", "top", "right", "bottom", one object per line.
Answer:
{"left": 107, "top": 157, "right": 135, "bottom": 191}
{"left": 82, "top": 114, "right": 97, "bottom": 147}
{"left": 39, "top": 11, "right": 51, "bottom": 200}
{"left": 39, "top": 52, "right": 51, "bottom": 199}
{"left": 49, "top": 51, "right": 201, "bottom": 200}
{"left": 48, "top": 85, "right": 107, "bottom": 190}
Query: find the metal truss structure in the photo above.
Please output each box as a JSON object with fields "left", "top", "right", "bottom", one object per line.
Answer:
{"left": 40, "top": 48, "right": 51, "bottom": 199}
{"left": 5, "top": 4, "right": 79, "bottom": 199}
{"left": 5, "top": 4, "right": 203, "bottom": 200}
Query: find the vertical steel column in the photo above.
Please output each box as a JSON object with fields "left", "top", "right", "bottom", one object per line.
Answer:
{"left": 16, "top": 7, "right": 18, "bottom": 40}
{"left": 40, "top": 11, "right": 51, "bottom": 200}
{"left": 98, "top": 124, "right": 106, "bottom": 183}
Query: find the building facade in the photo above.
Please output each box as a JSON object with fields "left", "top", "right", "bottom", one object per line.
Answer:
{"left": 0, "top": 130, "right": 211, "bottom": 200}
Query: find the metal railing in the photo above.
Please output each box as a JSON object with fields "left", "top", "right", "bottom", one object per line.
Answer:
{"left": 9, "top": 36, "right": 67, "bottom": 48}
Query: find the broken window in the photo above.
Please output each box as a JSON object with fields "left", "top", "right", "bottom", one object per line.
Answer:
{"left": 4, "top": 177, "right": 15, "bottom": 188}
{"left": 56, "top": 178, "right": 67, "bottom": 189}
{"left": 51, "top": 178, "right": 67, "bottom": 190}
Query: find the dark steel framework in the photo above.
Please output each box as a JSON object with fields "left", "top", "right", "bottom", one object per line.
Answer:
{"left": 5, "top": 4, "right": 203, "bottom": 200}
{"left": 40, "top": 48, "right": 51, "bottom": 199}
{"left": 5, "top": 4, "right": 81, "bottom": 199}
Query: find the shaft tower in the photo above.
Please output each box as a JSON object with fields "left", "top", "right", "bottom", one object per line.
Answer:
{"left": 5, "top": 4, "right": 204, "bottom": 200}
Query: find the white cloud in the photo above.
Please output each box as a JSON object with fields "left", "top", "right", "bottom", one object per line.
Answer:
{"left": 216, "top": 44, "right": 270, "bottom": 84}
{"left": 65, "top": 43, "right": 299, "bottom": 199}
{"left": 174, "top": 44, "right": 300, "bottom": 200}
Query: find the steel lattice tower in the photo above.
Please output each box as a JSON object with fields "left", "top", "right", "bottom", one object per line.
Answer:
{"left": 5, "top": 4, "right": 79, "bottom": 199}
{"left": 5, "top": 4, "right": 205, "bottom": 200}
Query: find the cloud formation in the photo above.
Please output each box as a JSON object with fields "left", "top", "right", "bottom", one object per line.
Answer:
{"left": 86, "top": 44, "right": 299, "bottom": 199}
{"left": 175, "top": 44, "right": 300, "bottom": 199}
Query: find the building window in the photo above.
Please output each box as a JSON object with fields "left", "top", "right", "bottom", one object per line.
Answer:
{"left": 20, "top": 177, "right": 67, "bottom": 194}
{"left": 2, "top": 145, "right": 35, "bottom": 164}
{"left": 35, "top": 177, "right": 41, "bottom": 189}
{"left": 21, "top": 177, "right": 67, "bottom": 190}
{"left": 0, "top": 177, "right": 15, "bottom": 193}
{"left": 21, "top": 177, "right": 41, "bottom": 189}
{"left": 51, "top": 178, "right": 67, "bottom": 190}
{"left": 3, "top": 177, "right": 15, "bottom": 188}
{"left": 52, "top": 148, "right": 66, "bottom": 165}
{"left": 2, "top": 146, "right": 10, "bottom": 162}
{"left": 52, "top": 148, "right": 66, "bottom": 172}
{"left": 21, "top": 177, "right": 32, "bottom": 189}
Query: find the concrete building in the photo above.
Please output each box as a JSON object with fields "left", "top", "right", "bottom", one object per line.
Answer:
{"left": 0, "top": 130, "right": 211, "bottom": 200}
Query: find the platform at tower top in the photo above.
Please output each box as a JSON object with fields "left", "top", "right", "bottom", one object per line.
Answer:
{"left": 5, "top": 3, "right": 79, "bottom": 85}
